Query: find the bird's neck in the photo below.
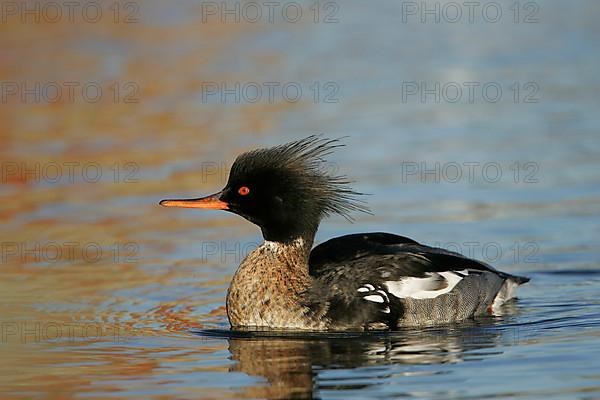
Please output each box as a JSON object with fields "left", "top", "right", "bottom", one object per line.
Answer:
{"left": 260, "top": 221, "right": 319, "bottom": 245}
{"left": 238, "top": 235, "right": 313, "bottom": 282}
{"left": 261, "top": 235, "right": 314, "bottom": 264}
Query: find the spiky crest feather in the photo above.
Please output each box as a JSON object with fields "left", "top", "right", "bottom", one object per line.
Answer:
{"left": 229, "top": 135, "right": 370, "bottom": 222}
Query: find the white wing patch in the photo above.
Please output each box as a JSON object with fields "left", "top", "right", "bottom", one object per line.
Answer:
{"left": 364, "top": 295, "right": 384, "bottom": 303}
{"left": 357, "top": 284, "right": 391, "bottom": 313}
{"left": 385, "top": 270, "right": 468, "bottom": 299}
{"left": 357, "top": 284, "right": 375, "bottom": 292}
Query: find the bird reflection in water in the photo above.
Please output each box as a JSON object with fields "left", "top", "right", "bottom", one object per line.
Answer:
{"left": 197, "top": 315, "right": 521, "bottom": 399}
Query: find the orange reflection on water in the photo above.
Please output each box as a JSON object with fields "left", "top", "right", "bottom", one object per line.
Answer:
{"left": 0, "top": 1, "right": 303, "bottom": 398}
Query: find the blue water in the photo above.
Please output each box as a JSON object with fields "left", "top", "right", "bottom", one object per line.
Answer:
{"left": 169, "top": 1, "right": 600, "bottom": 397}
{"left": 2, "top": 0, "right": 600, "bottom": 398}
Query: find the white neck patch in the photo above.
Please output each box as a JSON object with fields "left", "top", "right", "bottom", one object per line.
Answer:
{"left": 262, "top": 237, "right": 306, "bottom": 253}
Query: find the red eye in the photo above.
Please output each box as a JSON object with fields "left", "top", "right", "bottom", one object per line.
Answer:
{"left": 238, "top": 186, "right": 250, "bottom": 196}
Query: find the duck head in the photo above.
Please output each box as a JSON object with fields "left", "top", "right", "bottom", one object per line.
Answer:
{"left": 160, "top": 136, "right": 369, "bottom": 243}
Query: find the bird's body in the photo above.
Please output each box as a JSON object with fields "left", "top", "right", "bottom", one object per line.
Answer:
{"left": 226, "top": 232, "right": 527, "bottom": 330}
{"left": 161, "top": 136, "right": 529, "bottom": 330}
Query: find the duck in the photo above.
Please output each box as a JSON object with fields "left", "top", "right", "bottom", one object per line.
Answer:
{"left": 160, "top": 136, "right": 529, "bottom": 331}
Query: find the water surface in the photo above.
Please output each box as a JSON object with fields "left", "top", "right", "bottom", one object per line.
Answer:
{"left": 1, "top": 1, "right": 599, "bottom": 398}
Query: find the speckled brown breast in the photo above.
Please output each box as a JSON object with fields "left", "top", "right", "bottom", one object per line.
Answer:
{"left": 226, "top": 239, "right": 325, "bottom": 330}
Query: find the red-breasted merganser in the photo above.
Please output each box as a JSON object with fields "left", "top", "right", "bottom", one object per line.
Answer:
{"left": 160, "top": 136, "right": 529, "bottom": 330}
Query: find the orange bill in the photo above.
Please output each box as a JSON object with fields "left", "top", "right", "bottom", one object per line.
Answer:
{"left": 159, "top": 192, "right": 229, "bottom": 210}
